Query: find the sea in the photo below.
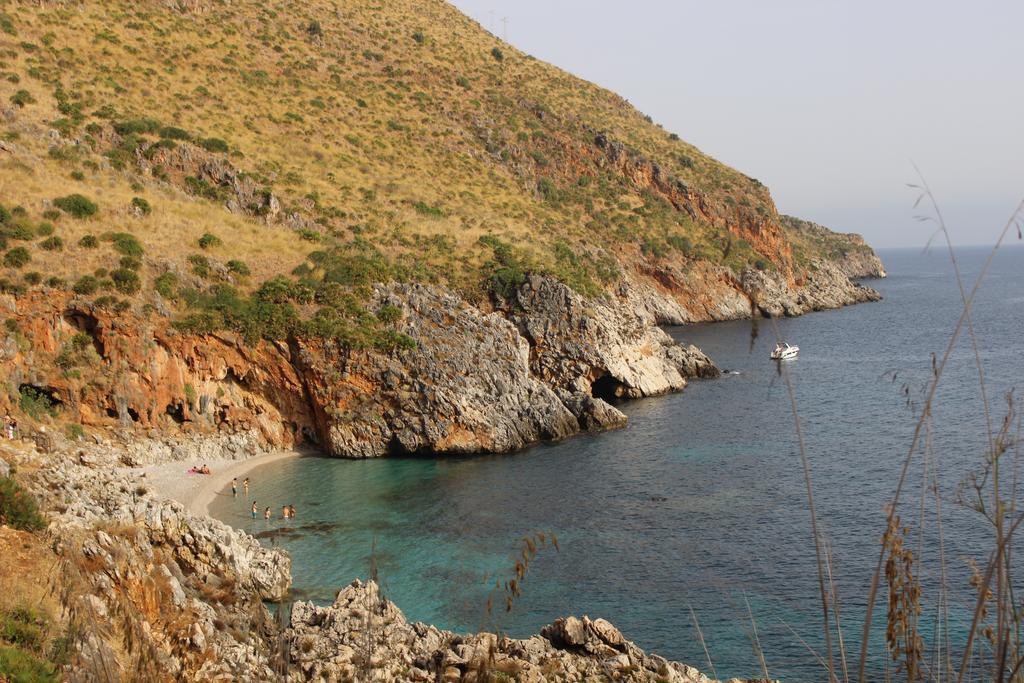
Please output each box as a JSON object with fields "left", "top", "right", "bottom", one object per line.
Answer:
{"left": 210, "top": 245, "right": 1024, "bottom": 681}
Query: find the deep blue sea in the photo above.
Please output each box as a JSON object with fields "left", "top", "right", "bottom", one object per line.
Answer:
{"left": 211, "top": 246, "right": 1024, "bottom": 681}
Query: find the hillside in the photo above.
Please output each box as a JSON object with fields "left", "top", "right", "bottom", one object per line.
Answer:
{"left": 0, "top": 0, "right": 883, "bottom": 454}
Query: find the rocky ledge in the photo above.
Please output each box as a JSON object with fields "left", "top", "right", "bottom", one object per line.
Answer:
{"left": 287, "top": 578, "right": 737, "bottom": 682}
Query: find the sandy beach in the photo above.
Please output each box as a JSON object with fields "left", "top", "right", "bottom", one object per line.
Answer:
{"left": 141, "top": 450, "right": 301, "bottom": 516}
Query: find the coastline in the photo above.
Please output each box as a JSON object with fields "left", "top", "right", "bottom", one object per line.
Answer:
{"left": 141, "top": 449, "right": 302, "bottom": 517}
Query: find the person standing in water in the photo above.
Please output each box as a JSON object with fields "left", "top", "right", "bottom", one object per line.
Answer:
{"left": 264, "top": 507, "right": 271, "bottom": 521}
{"left": 243, "top": 478, "right": 249, "bottom": 496}
{"left": 281, "top": 505, "right": 289, "bottom": 520}
{"left": 232, "top": 478, "right": 238, "bottom": 497}
{"left": 288, "top": 505, "right": 296, "bottom": 519}
{"left": 251, "top": 501, "right": 257, "bottom": 519}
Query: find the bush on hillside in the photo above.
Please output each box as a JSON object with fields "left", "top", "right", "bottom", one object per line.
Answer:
{"left": 71, "top": 275, "right": 98, "bottom": 295}
{"left": 102, "top": 232, "right": 143, "bottom": 258}
{"left": 110, "top": 268, "right": 140, "bottom": 295}
{"left": 78, "top": 234, "right": 98, "bottom": 249}
{"left": 53, "top": 194, "right": 98, "bottom": 218}
{"left": 491, "top": 47, "right": 504, "bottom": 61}
{"left": 39, "top": 236, "right": 63, "bottom": 251}
{"left": 130, "top": 197, "right": 151, "bottom": 216}
{"left": 198, "top": 233, "right": 222, "bottom": 249}
{"left": 0, "top": 477, "right": 45, "bottom": 532}
{"left": 10, "top": 90, "right": 34, "bottom": 107}
{"left": 154, "top": 272, "right": 178, "bottom": 298}
{"left": 198, "top": 137, "right": 229, "bottom": 153}
{"left": 226, "top": 259, "right": 250, "bottom": 277}
{"left": 112, "top": 118, "right": 160, "bottom": 135}
{"left": 157, "top": 126, "right": 190, "bottom": 141}
{"left": 3, "top": 247, "right": 30, "bottom": 268}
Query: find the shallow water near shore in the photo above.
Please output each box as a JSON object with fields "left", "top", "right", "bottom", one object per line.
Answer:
{"left": 211, "top": 246, "right": 1024, "bottom": 681}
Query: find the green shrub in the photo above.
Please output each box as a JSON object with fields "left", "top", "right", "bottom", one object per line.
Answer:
{"left": 72, "top": 275, "right": 98, "bottom": 295}
{"left": 154, "top": 272, "right": 178, "bottom": 298}
{"left": 226, "top": 259, "right": 250, "bottom": 276}
{"left": 412, "top": 201, "right": 444, "bottom": 218}
{"left": 35, "top": 222, "right": 54, "bottom": 237}
{"left": 45, "top": 277, "right": 64, "bottom": 289}
{"left": 491, "top": 47, "right": 504, "bottom": 61}
{"left": 18, "top": 386, "right": 58, "bottom": 421}
{"left": 130, "top": 197, "right": 151, "bottom": 215}
{"left": 41, "top": 209, "right": 61, "bottom": 221}
{"left": 0, "top": 205, "right": 9, "bottom": 224}
{"left": 3, "top": 221, "right": 35, "bottom": 241}
{"left": 22, "top": 272, "right": 41, "bottom": 285}
{"left": 112, "top": 118, "right": 160, "bottom": 135}
{"left": 412, "top": 31, "right": 425, "bottom": 44}
{"left": 10, "top": 90, "right": 34, "bottom": 107}
{"left": 0, "top": 278, "right": 24, "bottom": 295}
{"left": 3, "top": 247, "right": 30, "bottom": 268}
{"left": 198, "top": 233, "right": 222, "bottom": 249}
{"left": 376, "top": 304, "right": 402, "bottom": 324}
{"left": 39, "top": 236, "right": 63, "bottom": 251}
{"left": 0, "top": 646, "right": 58, "bottom": 683}
{"left": 110, "top": 268, "right": 140, "bottom": 295}
{"left": 157, "top": 126, "right": 190, "bottom": 141}
{"left": 188, "top": 254, "right": 210, "bottom": 278}
{"left": 119, "top": 256, "right": 142, "bottom": 271}
{"left": 104, "top": 232, "right": 143, "bottom": 257}
{"left": 53, "top": 194, "right": 98, "bottom": 218}
{"left": 0, "top": 477, "right": 45, "bottom": 531}
{"left": 65, "top": 423, "right": 85, "bottom": 440}
{"left": 198, "top": 137, "right": 229, "bottom": 153}
{"left": 78, "top": 234, "right": 98, "bottom": 249}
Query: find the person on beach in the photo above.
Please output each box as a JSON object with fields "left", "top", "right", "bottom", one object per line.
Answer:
{"left": 251, "top": 501, "right": 258, "bottom": 519}
{"left": 243, "top": 478, "right": 249, "bottom": 495}
{"left": 201, "top": 464, "right": 210, "bottom": 474}
{"left": 232, "top": 478, "right": 238, "bottom": 496}
{"left": 264, "top": 507, "right": 271, "bottom": 520}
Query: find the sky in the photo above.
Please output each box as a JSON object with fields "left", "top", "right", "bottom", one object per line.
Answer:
{"left": 448, "top": 1, "right": 1024, "bottom": 248}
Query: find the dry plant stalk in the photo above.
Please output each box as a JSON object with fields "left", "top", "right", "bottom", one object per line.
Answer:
{"left": 883, "top": 515, "right": 923, "bottom": 681}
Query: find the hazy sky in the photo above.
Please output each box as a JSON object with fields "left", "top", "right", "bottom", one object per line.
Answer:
{"left": 449, "top": 1, "right": 1024, "bottom": 248}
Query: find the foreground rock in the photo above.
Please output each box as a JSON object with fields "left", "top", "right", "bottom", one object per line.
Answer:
{"left": 287, "top": 579, "right": 751, "bottom": 683}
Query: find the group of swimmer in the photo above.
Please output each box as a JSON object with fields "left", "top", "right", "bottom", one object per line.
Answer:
{"left": 230, "top": 476, "right": 296, "bottom": 521}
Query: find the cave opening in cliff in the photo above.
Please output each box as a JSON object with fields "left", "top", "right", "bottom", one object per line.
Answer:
{"left": 165, "top": 403, "right": 186, "bottom": 424}
{"left": 590, "top": 373, "right": 622, "bottom": 402}
{"left": 62, "top": 309, "right": 105, "bottom": 357}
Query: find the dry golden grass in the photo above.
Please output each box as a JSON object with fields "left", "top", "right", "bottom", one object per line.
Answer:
{"left": 0, "top": 0, "right": 786, "bottom": 300}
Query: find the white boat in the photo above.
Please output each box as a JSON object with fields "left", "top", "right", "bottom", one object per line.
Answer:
{"left": 770, "top": 342, "right": 799, "bottom": 360}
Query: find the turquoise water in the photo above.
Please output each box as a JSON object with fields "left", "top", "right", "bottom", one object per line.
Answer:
{"left": 210, "top": 246, "right": 1024, "bottom": 681}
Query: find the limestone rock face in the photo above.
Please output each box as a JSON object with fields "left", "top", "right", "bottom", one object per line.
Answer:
{"left": 307, "top": 283, "right": 581, "bottom": 458}
{"left": 742, "top": 260, "right": 882, "bottom": 318}
{"left": 286, "top": 579, "right": 729, "bottom": 683}
{"left": 509, "top": 276, "right": 720, "bottom": 401}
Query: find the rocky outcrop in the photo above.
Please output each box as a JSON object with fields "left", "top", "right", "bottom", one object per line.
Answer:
{"left": 509, "top": 275, "right": 718, "bottom": 401}
{"left": 741, "top": 260, "right": 882, "bottom": 318}
{"left": 24, "top": 453, "right": 291, "bottom": 601}
{"left": 286, "top": 579, "right": 727, "bottom": 682}
{"left": 1, "top": 277, "right": 718, "bottom": 459}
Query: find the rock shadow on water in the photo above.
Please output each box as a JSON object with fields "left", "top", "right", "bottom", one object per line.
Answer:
{"left": 253, "top": 520, "right": 343, "bottom": 541}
